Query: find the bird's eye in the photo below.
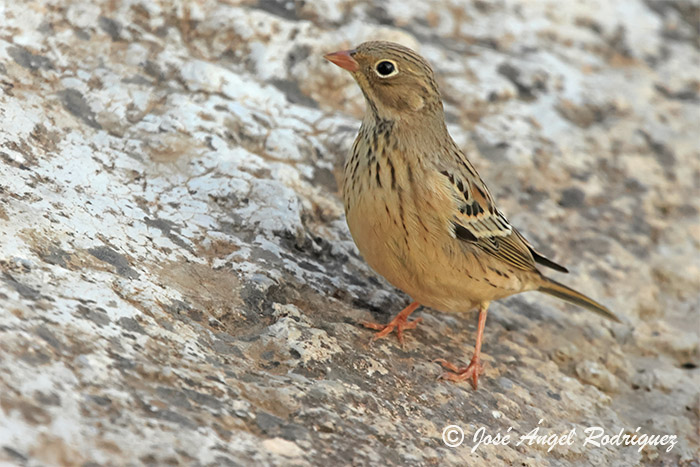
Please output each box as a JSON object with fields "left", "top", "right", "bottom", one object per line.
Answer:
{"left": 374, "top": 60, "right": 398, "bottom": 78}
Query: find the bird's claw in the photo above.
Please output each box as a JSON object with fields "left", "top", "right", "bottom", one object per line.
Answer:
{"left": 361, "top": 316, "right": 423, "bottom": 346}
{"left": 435, "top": 356, "right": 484, "bottom": 390}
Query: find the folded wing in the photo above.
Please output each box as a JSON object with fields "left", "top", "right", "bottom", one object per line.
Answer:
{"left": 439, "top": 165, "right": 567, "bottom": 273}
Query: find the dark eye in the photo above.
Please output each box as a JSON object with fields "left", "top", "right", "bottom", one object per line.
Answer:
{"left": 375, "top": 60, "right": 396, "bottom": 77}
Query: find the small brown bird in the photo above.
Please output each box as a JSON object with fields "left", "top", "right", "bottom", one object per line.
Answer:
{"left": 324, "top": 41, "right": 620, "bottom": 389}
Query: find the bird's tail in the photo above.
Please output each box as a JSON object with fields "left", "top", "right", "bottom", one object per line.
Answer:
{"left": 538, "top": 277, "right": 621, "bottom": 322}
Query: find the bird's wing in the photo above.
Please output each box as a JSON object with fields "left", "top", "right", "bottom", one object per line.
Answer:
{"left": 438, "top": 160, "right": 567, "bottom": 273}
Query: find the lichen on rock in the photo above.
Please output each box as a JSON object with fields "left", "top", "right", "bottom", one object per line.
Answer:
{"left": 0, "top": 0, "right": 698, "bottom": 465}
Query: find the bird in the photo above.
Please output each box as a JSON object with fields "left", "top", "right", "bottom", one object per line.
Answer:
{"left": 324, "top": 41, "right": 620, "bottom": 389}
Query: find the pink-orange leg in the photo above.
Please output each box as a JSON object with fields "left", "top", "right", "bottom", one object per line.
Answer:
{"left": 436, "top": 302, "right": 489, "bottom": 390}
{"left": 362, "top": 301, "right": 422, "bottom": 346}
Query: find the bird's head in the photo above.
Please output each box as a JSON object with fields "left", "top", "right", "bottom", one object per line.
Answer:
{"left": 324, "top": 41, "right": 444, "bottom": 122}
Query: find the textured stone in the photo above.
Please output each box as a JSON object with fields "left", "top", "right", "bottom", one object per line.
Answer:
{"left": 0, "top": 0, "right": 698, "bottom": 465}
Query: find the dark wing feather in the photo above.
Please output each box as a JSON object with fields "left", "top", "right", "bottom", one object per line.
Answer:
{"left": 512, "top": 229, "right": 569, "bottom": 273}
{"left": 441, "top": 167, "right": 566, "bottom": 273}
{"left": 531, "top": 251, "right": 568, "bottom": 273}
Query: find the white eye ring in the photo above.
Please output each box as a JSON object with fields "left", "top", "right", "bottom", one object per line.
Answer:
{"left": 374, "top": 59, "right": 398, "bottom": 78}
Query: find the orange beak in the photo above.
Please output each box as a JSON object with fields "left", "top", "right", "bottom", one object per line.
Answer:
{"left": 324, "top": 49, "right": 359, "bottom": 72}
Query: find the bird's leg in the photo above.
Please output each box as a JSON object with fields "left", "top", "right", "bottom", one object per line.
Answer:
{"left": 436, "top": 301, "right": 489, "bottom": 389}
{"left": 362, "top": 301, "right": 422, "bottom": 346}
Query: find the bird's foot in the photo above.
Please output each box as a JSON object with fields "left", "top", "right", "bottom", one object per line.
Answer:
{"left": 435, "top": 355, "right": 484, "bottom": 390}
{"left": 361, "top": 303, "right": 422, "bottom": 346}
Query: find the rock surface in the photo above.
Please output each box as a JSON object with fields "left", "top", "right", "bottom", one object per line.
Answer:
{"left": 1, "top": 0, "right": 698, "bottom": 465}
